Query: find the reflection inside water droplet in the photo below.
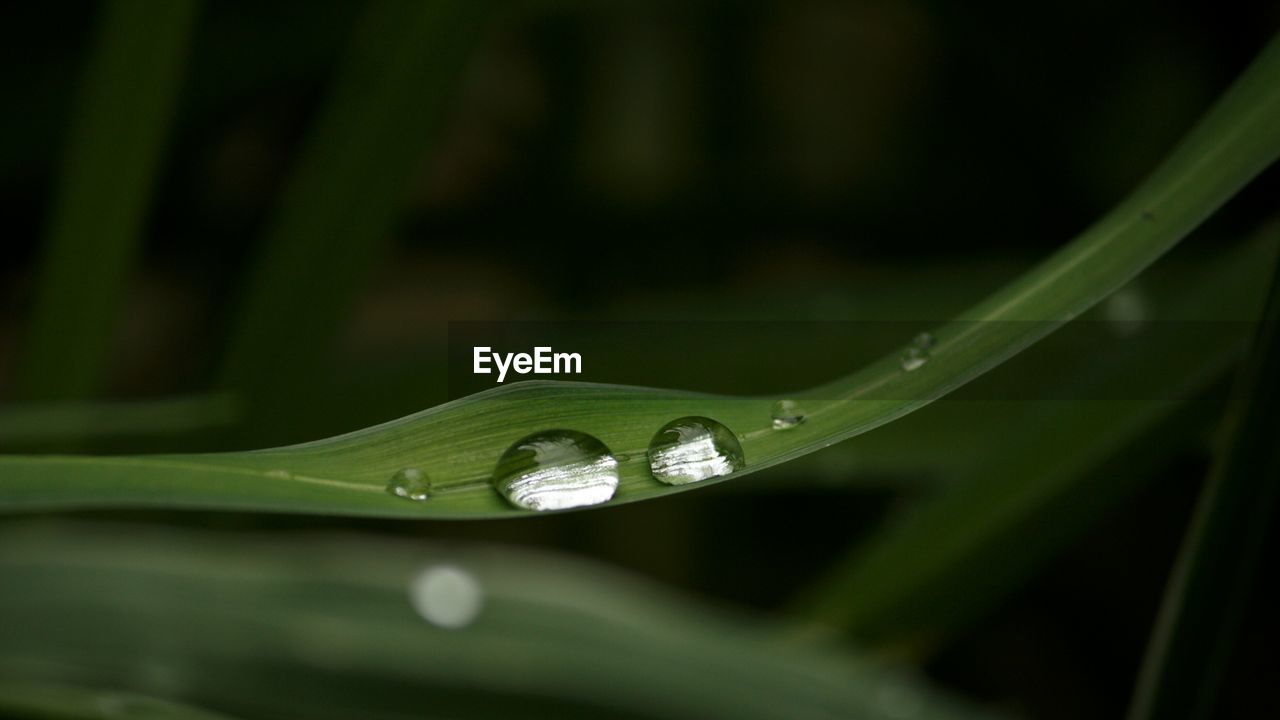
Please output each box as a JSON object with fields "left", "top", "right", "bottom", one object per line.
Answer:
{"left": 492, "top": 430, "right": 619, "bottom": 511}
{"left": 409, "top": 564, "right": 483, "bottom": 629}
{"left": 771, "top": 399, "right": 806, "bottom": 429}
{"left": 647, "top": 416, "right": 745, "bottom": 485}
{"left": 386, "top": 467, "right": 432, "bottom": 501}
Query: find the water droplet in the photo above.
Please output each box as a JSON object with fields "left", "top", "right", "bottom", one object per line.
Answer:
{"left": 386, "top": 467, "right": 432, "bottom": 501}
{"left": 900, "top": 332, "right": 934, "bottom": 371}
{"left": 409, "top": 564, "right": 483, "bottom": 629}
{"left": 647, "top": 416, "right": 745, "bottom": 485}
{"left": 771, "top": 399, "right": 806, "bottom": 429}
{"left": 492, "top": 430, "right": 619, "bottom": 511}
{"left": 265, "top": 469, "right": 291, "bottom": 479}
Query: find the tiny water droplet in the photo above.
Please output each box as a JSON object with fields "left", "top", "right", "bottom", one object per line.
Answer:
{"left": 900, "top": 332, "right": 934, "bottom": 371}
{"left": 771, "top": 399, "right": 806, "bottom": 429}
{"left": 387, "top": 467, "right": 432, "bottom": 501}
{"left": 492, "top": 430, "right": 619, "bottom": 511}
{"left": 265, "top": 469, "right": 291, "bottom": 479}
{"left": 647, "top": 416, "right": 745, "bottom": 485}
{"left": 409, "top": 564, "right": 483, "bottom": 629}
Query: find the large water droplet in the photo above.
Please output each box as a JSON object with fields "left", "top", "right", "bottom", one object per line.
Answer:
{"left": 771, "top": 399, "right": 806, "bottom": 429}
{"left": 647, "top": 416, "right": 745, "bottom": 485}
{"left": 409, "top": 564, "right": 483, "bottom": 629}
{"left": 387, "top": 467, "right": 432, "bottom": 501}
{"left": 492, "top": 430, "right": 619, "bottom": 511}
{"left": 899, "top": 332, "right": 934, "bottom": 371}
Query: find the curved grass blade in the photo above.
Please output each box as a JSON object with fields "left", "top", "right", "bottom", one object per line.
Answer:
{"left": 13, "top": 0, "right": 200, "bottom": 401}
{"left": 1125, "top": 241, "right": 1280, "bottom": 720}
{"left": 791, "top": 231, "right": 1278, "bottom": 646}
{"left": 0, "top": 522, "right": 1001, "bottom": 720}
{"left": 1, "top": 34, "right": 1279, "bottom": 518}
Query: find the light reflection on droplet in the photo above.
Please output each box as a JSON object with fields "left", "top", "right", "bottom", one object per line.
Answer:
{"left": 647, "top": 416, "right": 745, "bottom": 485}
{"left": 492, "top": 430, "right": 619, "bottom": 511}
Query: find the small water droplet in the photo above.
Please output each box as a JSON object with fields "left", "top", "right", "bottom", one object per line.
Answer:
{"left": 647, "top": 416, "right": 745, "bottom": 485}
{"left": 771, "top": 399, "right": 806, "bottom": 429}
{"left": 492, "top": 430, "right": 619, "bottom": 511}
{"left": 265, "top": 469, "right": 291, "bottom": 479}
{"left": 409, "top": 564, "right": 483, "bottom": 629}
{"left": 900, "top": 332, "right": 934, "bottom": 371}
{"left": 387, "top": 467, "right": 432, "bottom": 501}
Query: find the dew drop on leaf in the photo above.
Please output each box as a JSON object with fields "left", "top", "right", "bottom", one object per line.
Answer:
{"left": 386, "top": 467, "right": 432, "bottom": 501}
{"left": 771, "top": 399, "right": 806, "bottom": 429}
{"left": 647, "top": 416, "right": 745, "bottom": 485}
{"left": 409, "top": 564, "right": 483, "bottom": 629}
{"left": 900, "top": 332, "right": 934, "bottom": 372}
{"left": 492, "top": 430, "right": 619, "bottom": 511}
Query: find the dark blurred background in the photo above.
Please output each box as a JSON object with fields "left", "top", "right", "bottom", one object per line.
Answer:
{"left": 2, "top": 1, "right": 1279, "bottom": 717}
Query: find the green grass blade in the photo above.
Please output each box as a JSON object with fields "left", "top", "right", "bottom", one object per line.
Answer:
{"left": 219, "top": 0, "right": 489, "bottom": 420}
{"left": 1125, "top": 243, "right": 1280, "bottom": 720}
{"left": 791, "top": 232, "right": 1278, "bottom": 644}
{"left": 13, "top": 0, "right": 199, "bottom": 402}
{"left": 1, "top": 34, "right": 1279, "bottom": 518}
{"left": 0, "top": 522, "right": 1001, "bottom": 720}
